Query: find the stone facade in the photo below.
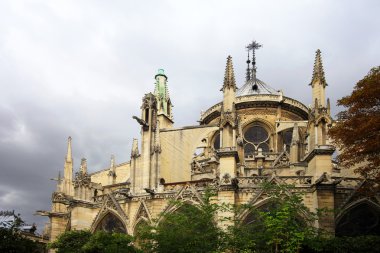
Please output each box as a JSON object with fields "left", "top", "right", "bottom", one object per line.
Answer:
{"left": 38, "top": 47, "right": 380, "bottom": 246}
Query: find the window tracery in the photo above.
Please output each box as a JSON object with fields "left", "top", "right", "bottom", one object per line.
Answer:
{"left": 243, "top": 124, "right": 270, "bottom": 157}
{"left": 95, "top": 212, "right": 126, "bottom": 233}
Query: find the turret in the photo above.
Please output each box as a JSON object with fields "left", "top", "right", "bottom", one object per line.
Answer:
{"left": 217, "top": 55, "right": 239, "bottom": 229}
{"left": 220, "top": 56, "right": 237, "bottom": 148}
{"left": 132, "top": 70, "right": 169, "bottom": 193}
{"left": 305, "top": 50, "right": 335, "bottom": 178}
{"left": 217, "top": 55, "right": 239, "bottom": 181}
{"left": 307, "top": 49, "right": 333, "bottom": 148}
{"left": 221, "top": 55, "right": 236, "bottom": 113}
{"left": 154, "top": 69, "right": 173, "bottom": 129}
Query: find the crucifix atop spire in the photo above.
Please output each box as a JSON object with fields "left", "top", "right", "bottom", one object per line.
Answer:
{"left": 246, "top": 40, "right": 262, "bottom": 81}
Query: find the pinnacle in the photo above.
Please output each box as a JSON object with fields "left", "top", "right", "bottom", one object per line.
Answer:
{"left": 131, "top": 138, "right": 139, "bottom": 158}
{"left": 66, "top": 136, "right": 72, "bottom": 162}
{"left": 223, "top": 55, "right": 237, "bottom": 91}
{"left": 310, "top": 49, "right": 327, "bottom": 87}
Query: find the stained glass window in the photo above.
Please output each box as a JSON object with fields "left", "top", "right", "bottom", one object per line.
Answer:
{"left": 243, "top": 125, "right": 270, "bottom": 157}
{"left": 95, "top": 213, "right": 126, "bottom": 233}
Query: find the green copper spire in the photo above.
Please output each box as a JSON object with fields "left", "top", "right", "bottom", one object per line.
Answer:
{"left": 154, "top": 69, "right": 172, "bottom": 119}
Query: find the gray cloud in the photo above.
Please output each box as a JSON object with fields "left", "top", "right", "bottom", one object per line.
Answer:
{"left": 0, "top": 0, "right": 379, "bottom": 232}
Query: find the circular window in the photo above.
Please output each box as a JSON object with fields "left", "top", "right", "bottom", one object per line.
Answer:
{"left": 243, "top": 124, "right": 270, "bottom": 157}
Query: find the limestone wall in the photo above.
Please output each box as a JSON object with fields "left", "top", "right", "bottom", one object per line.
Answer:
{"left": 160, "top": 126, "right": 218, "bottom": 183}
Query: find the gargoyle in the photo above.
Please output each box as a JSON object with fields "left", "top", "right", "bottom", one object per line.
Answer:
{"left": 132, "top": 116, "right": 149, "bottom": 127}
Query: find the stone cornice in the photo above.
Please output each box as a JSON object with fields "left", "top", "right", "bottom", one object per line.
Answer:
{"left": 303, "top": 145, "right": 335, "bottom": 163}
{"left": 216, "top": 148, "right": 239, "bottom": 161}
{"left": 200, "top": 95, "right": 309, "bottom": 124}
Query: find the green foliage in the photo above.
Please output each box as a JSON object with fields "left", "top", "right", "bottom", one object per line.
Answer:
{"left": 0, "top": 213, "right": 42, "bottom": 253}
{"left": 49, "top": 230, "right": 140, "bottom": 253}
{"left": 137, "top": 188, "right": 223, "bottom": 253}
{"left": 48, "top": 230, "right": 92, "bottom": 253}
{"left": 0, "top": 228, "right": 41, "bottom": 253}
{"left": 82, "top": 231, "right": 139, "bottom": 253}
{"left": 303, "top": 235, "right": 380, "bottom": 253}
{"left": 226, "top": 183, "right": 317, "bottom": 253}
{"left": 329, "top": 66, "right": 380, "bottom": 188}
{"left": 136, "top": 184, "right": 319, "bottom": 253}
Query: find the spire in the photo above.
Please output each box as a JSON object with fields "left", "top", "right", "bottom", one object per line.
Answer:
{"left": 66, "top": 136, "right": 72, "bottom": 162}
{"left": 222, "top": 55, "right": 236, "bottom": 91}
{"left": 246, "top": 40, "right": 262, "bottom": 81}
{"left": 63, "top": 137, "right": 73, "bottom": 195}
{"left": 80, "top": 158, "right": 87, "bottom": 174}
{"left": 310, "top": 49, "right": 327, "bottom": 87}
{"left": 56, "top": 171, "right": 62, "bottom": 192}
{"left": 154, "top": 69, "right": 172, "bottom": 119}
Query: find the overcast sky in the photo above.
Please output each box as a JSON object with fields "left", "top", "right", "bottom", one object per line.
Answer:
{"left": 0, "top": 0, "right": 379, "bottom": 233}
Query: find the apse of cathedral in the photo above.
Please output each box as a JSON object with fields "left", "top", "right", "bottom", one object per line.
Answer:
{"left": 37, "top": 42, "right": 380, "bottom": 242}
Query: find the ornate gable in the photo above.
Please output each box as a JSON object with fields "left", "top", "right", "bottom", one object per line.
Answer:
{"left": 133, "top": 200, "right": 152, "bottom": 223}
{"left": 90, "top": 193, "right": 128, "bottom": 231}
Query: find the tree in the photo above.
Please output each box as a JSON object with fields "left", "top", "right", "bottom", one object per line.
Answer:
{"left": 0, "top": 213, "right": 41, "bottom": 253}
{"left": 137, "top": 190, "right": 223, "bottom": 253}
{"left": 226, "top": 183, "right": 318, "bottom": 253}
{"left": 136, "top": 184, "right": 318, "bottom": 253}
{"left": 48, "top": 230, "right": 92, "bottom": 253}
{"left": 329, "top": 66, "right": 380, "bottom": 187}
{"left": 82, "top": 231, "right": 139, "bottom": 253}
{"left": 49, "top": 230, "right": 140, "bottom": 253}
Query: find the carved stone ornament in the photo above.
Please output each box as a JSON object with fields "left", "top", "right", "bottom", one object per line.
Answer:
{"left": 222, "top": 173, "right": 231, "bottom": 184}
{"left": 74, "top": 171, "right": 91, "bottom": 188}
{"left": 52, "top": 192, "right": 72, "bottom": 204}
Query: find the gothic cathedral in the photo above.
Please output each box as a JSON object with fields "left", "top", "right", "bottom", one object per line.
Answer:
{"left": 38, "top": 43, "right": 380, "bottom": 243}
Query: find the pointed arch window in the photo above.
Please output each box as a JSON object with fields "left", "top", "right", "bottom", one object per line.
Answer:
{"left": 336, "top": 202, "right": 380, "bottom": 236}
{"left": 243, "top": 124, "right": 270, "bottom": 157}
{"left": 95, "top": 212, "right": 126, "bottom": 233}
{"left": 213, "top": 132, "right": 220, "bottom": 150}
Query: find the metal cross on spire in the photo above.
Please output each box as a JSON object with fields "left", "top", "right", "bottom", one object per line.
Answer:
{"left": 246, "top": 40, "right": 262, "bottom": 81}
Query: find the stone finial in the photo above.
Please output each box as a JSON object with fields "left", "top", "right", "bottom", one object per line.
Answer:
{"left": 66, "top": 136, "right": 72, "bottom": 162}
{"left": 57, "top": 171, "right": 62, "bottom": 183}
{"left": 80, "top": 158, "right": 87, "bottom": 174}
{"left": 310, "top": 49, "right": 327, "bottom": 87}
{"left": 110, "top": 155, "right": 115, "bottom": 169}
{"left": 131, "top": 138, "right": 140, "bottom": 158}
{"left": 327, "top": 98, "right": 331, "bottom": 114}
{"left": 222, "top": 55, "right": 237, "bottom": 91}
